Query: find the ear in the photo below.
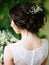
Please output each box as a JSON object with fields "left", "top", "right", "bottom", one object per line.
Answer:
{"left": 11, "top": 20, "right": 15, "bottom": 27}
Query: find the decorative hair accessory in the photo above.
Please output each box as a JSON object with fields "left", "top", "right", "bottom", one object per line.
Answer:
{"left": 29, "top": 5, "right": 43, "bottom": 14}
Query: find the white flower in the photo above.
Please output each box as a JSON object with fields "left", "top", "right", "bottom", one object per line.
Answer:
{"left": 0, "top": 54, "right": 3, "bottom": 62}
{"left": 0, "top": 29, "right": 18, "bottom": 61}
{"left": 29, "top": 5, "right": 43, "bottom": 14}
{"left": 0, "top": 46, "right": 3, "bottom": 53}
{"left": 10, "top": 36, "right": 18, "bottom": 43}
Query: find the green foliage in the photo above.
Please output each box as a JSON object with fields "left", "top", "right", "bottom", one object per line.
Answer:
{"left": 0, "top": 29, "right": 19, "bottom": 61}
{"left": 0, "top": 0, "right": 49, "bottom": 63}
{"left": 0, "top": 0, "right": 40, "bottom": 39}
{"left": 0, "top": 0, "right": 49, "bottom": 39}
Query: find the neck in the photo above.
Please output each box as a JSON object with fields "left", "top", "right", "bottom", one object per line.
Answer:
{"left": 20, "top": 30, "right": 39, "bottom": 44}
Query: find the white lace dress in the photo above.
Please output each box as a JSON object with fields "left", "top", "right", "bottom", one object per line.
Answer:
{"left": 9, "top": 39, "right": 48, "bottom": 65}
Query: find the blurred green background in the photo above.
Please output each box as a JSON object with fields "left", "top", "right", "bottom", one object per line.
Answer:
{"left": 0, "top": 0, "right": 49, "bottom": 65}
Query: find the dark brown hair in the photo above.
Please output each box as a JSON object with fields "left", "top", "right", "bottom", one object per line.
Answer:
{"left": 9, "top": 2, "right": 47, "bottom": 33}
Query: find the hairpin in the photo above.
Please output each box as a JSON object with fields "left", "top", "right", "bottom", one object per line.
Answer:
{"left": 29, "top": 5, "right": 43, "bottom": 14}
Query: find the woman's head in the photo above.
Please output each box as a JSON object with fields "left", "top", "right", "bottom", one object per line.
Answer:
{"left": 9, "top": 2, "right": 47, "bottom": 34}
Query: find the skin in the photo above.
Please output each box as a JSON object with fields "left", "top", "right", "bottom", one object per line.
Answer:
{"left": 0, "top": 62, "right": 2, "bottom": 65}
{"left": 4, "top": 20, "right": 48, "bottom": 65}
